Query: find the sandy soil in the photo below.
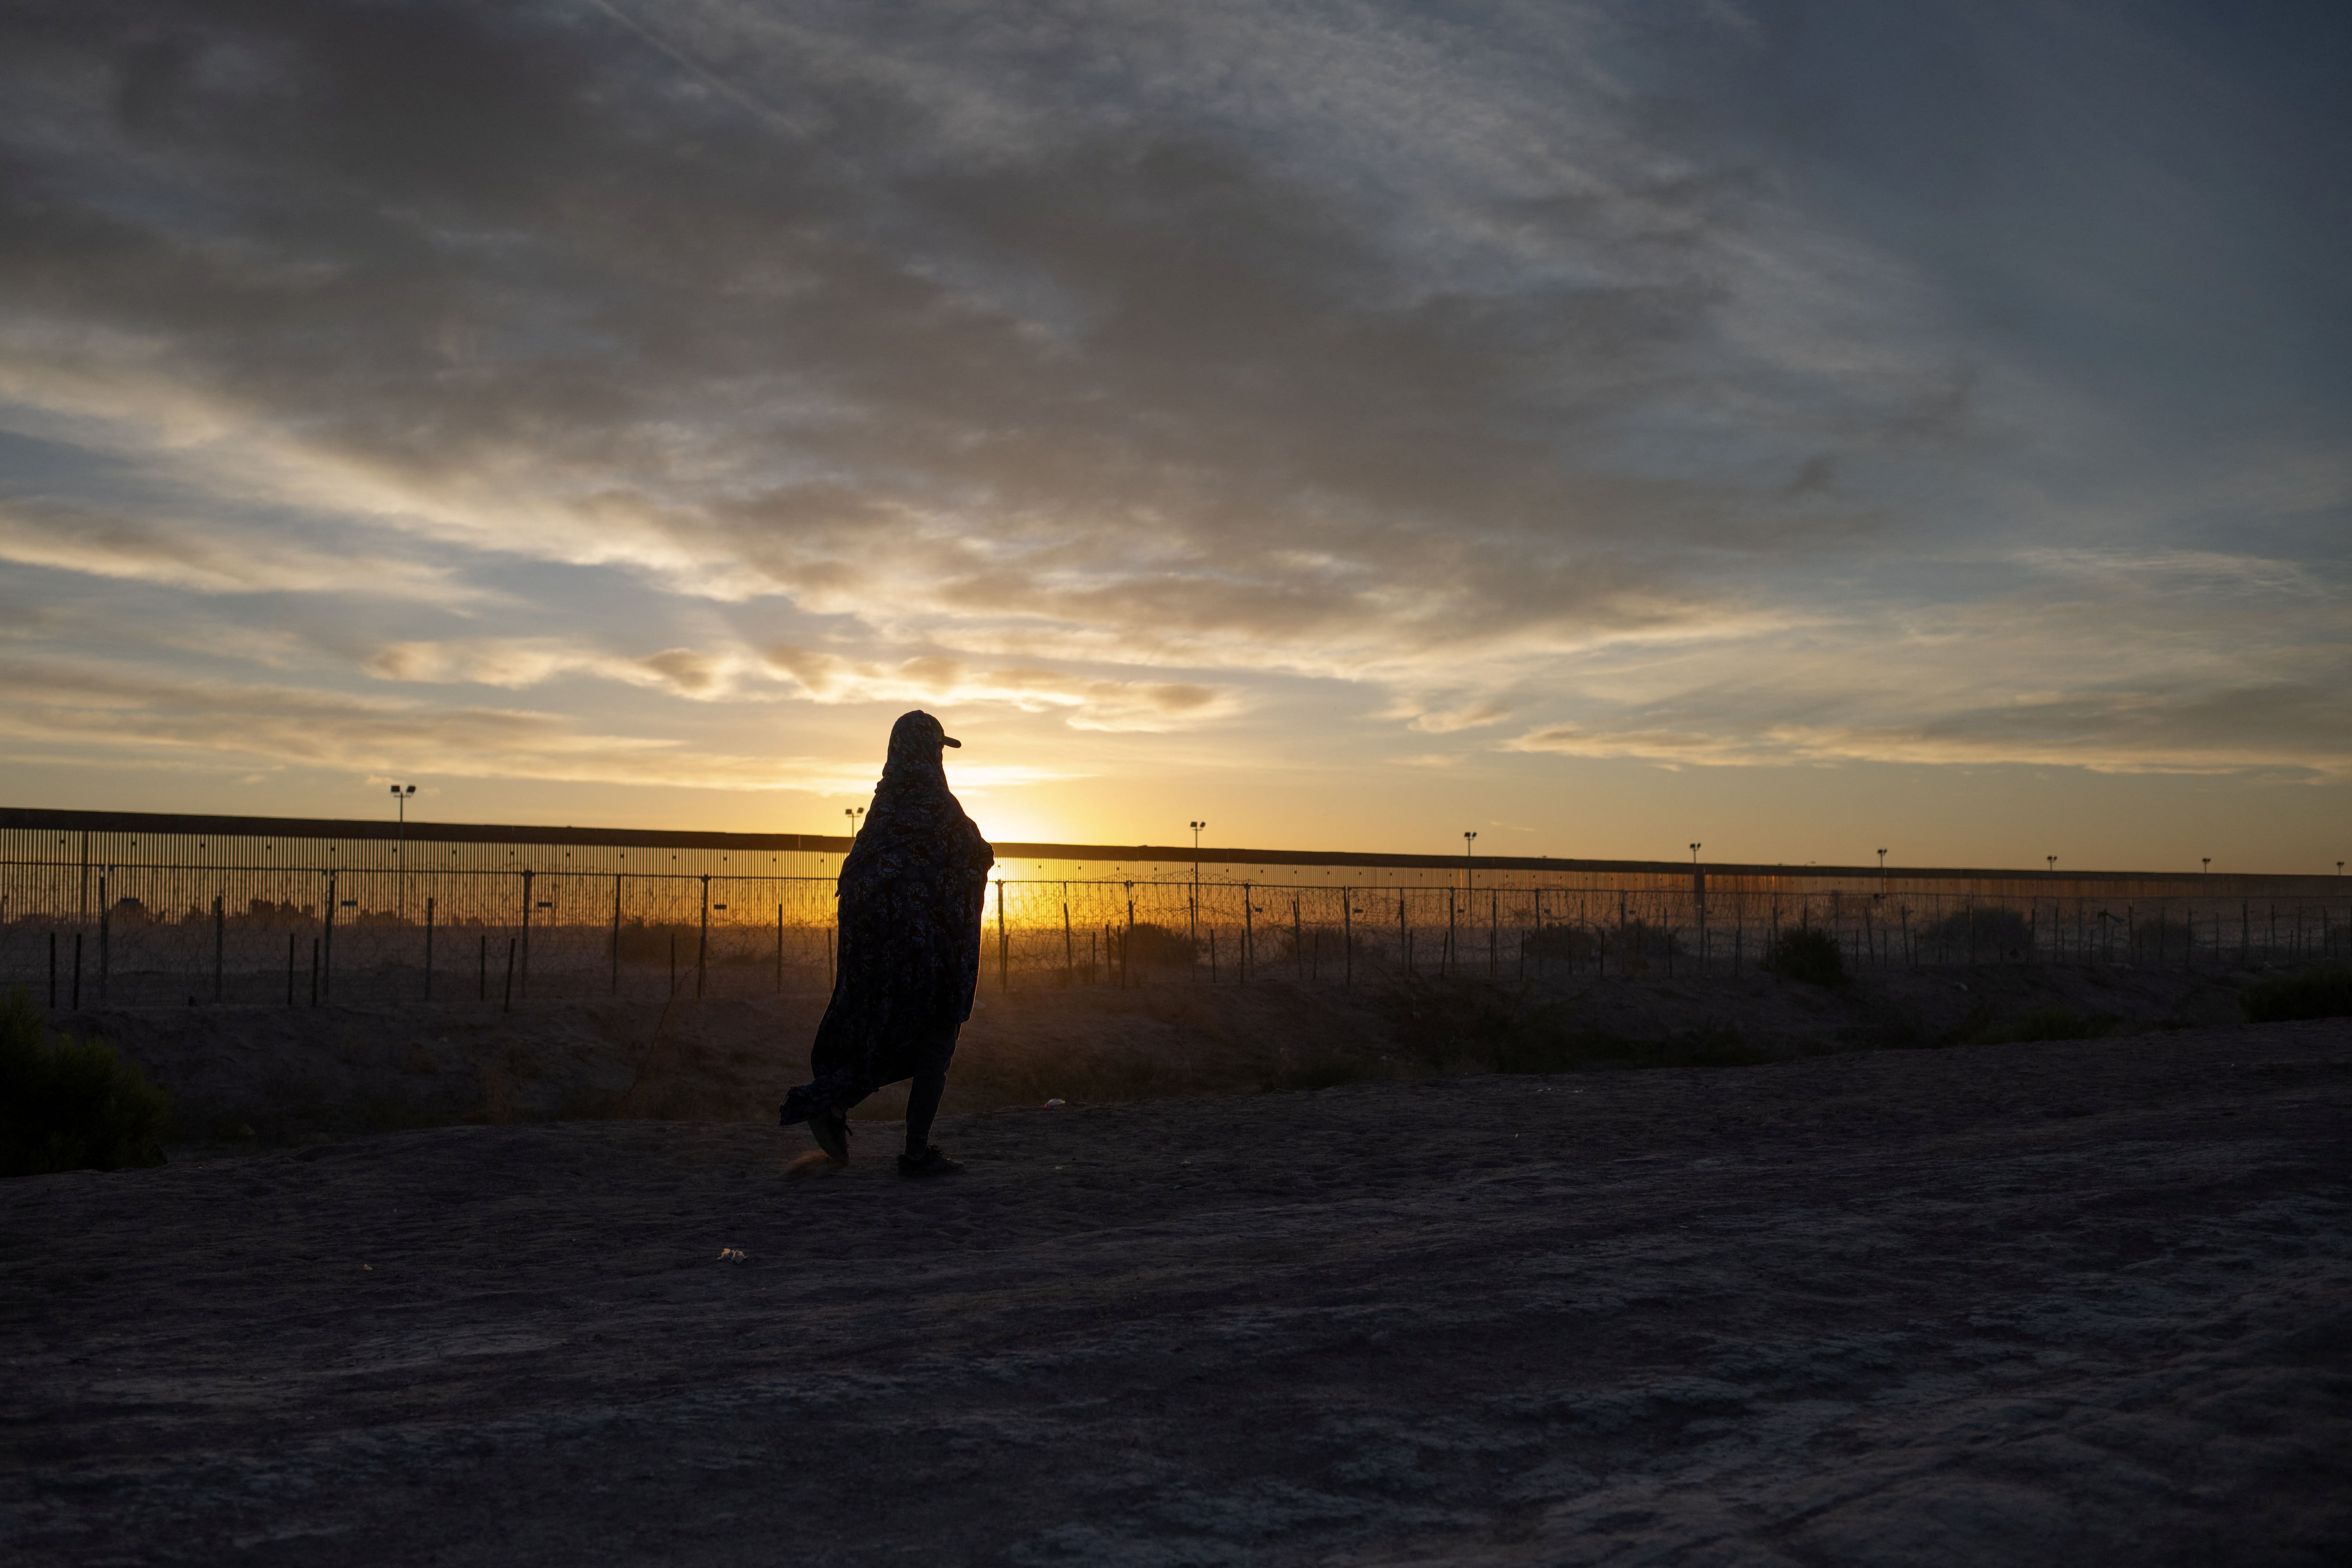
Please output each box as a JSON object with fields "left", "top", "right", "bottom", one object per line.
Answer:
{"left": 4, "top": 1020, "right": 2346, "bottom": 1566}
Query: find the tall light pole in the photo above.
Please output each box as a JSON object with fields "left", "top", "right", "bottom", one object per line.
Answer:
{"left": 1689, "top": 842, "right": 1701, "bottom": 865}
{"left": 2202, "top": 857, "right": 2211, "bottom": 875}
{"left": 389, "top": 784, "right": 414, "bottom": 920}
{"left": 2047, "top": 856, "right": 2057, "bottom": 872}
{"left": 843, "top": 806, "right": 864, "bottom": 839}
{"left": 1464, "top": 831, "right": 1478, "bottom": 893}
{"left": 1190, "top": 821, "right": 1207, "bottom": 943}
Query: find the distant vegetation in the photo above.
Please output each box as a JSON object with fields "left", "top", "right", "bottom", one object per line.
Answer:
{"left": 1122, "top": 921, "right": 1200, "bottom": 966}
{"left": 2241, "top": 965, "right": 2352, "bottom": 1023}
{"left": 1763, "top": 925, "right": 1845, "bottom": 986}
{"left": 1958, "top": 1008, "right": 2116, "bottom": 1046}
{"left": 1919, "top": 906, "right": 2034, "bottom": 959}
{"left": 0, "top": 992, "right": 169, "bottom": 1178}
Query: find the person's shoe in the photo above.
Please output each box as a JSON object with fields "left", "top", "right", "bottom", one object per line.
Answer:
{"left": 897, "top": 1145, "right": 964, "bottom": 1178}
{"left": 808, "top": 1107, "right": 850, "bottom": 1164}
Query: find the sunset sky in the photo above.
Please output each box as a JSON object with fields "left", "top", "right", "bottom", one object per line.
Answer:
{"left": 1, "top": 1, "right": 2345, "bottom": 871}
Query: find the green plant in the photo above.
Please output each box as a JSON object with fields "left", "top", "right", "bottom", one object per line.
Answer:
{"left": 0, "top": 991, "right": 170, "bottom": 1177}
{"left": 1764, "top": 925, "right": 1845, "bottom": 986}
{"left": 2241, "top": 965, "right": 2352, "bottom": 1023}
{"left": 1959, "top": 1008, "right": 2115, "bottom": 1046}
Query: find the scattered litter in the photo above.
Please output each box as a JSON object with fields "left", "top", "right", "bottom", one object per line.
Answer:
{"left": 1045, "top": 1098, "right": 1065, "bottom": 1108}
{"left": 717, "top": 1248, "right": 746, "bottom": 1264}
{"left": 362, "top": 1264, "right": 372, "bottom": 1271}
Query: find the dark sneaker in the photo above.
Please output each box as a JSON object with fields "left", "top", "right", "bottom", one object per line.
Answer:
{"left": 808, "top": 1107, "right": 850, "bottom": 1164}
{"left": 897, "top": 1146, "right": 964, "bottom": 1178}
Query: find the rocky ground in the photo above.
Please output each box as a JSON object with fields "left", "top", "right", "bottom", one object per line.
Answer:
{"left": 3, "top": 1018, "right": 2346, "bottom": 1565}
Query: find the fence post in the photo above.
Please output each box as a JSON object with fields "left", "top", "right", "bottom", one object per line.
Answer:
{"left": 1343, "top": 889, "right": 1353, "bottom": 988}
{"left": 697, "top": 874, "right": 708, "bottom": 998}
{"left": 1491, "top": 889, "right": 1500, "bottom": 977}
{"left": 1532, "top": 888, "right": 1542, "bottom": 980}
{"left": 214, "top": 894, "right": 224, "bottom": 1002}
{"left": 1294, "top": 897, "right": 1303, "bottom": 980}
{"left": 48, "top": 929, "right": 56, "bottom": 1009}
{"left": 503, "top": 936, "right": 516, "bottom": 1012}
{"left": 426, "top": 896, "right": 436, "bottom": 1000}
{"left": 322, "top": 871, "right": 333, "bottom": 1001}
{"left": 1399, "top": 890, "right": 1409, "bottom": 977}
{"left": 776, "top": 902, "right": 784, "bottom": 992}
{"left": 997, "top": 879, "right": 1008, "bottom": 991}
{"left": 1124, "top": 884, "right": 1135, "bottom": 988}
{"left": 72, "top": 931, "right": 83, "bottom": 1009}
{"left": 286, "top": 931, "right": 295, "bottom": 1006}
{"left": 98, "top": 872, "right": 110, "bottom": 1003}
{"left": 1241, "top": 883, "right": 1252, "bottom": 983}
{"left": 1064, "top": 894, "right": 1073, "bottom": 986}
{"left": 480, "top": 932, "right": 489, "bottom": 1001}
{"left": 310, "top": 936, "right": 320, "bottom": 1006}
{"left": 1445, "top": 890, "right": 1455, "bottom": 978}
{"left": 522, "top": 869, "right": 535, "bottom": 999}
{"left": 613, "top": 876, "right": 623, "bottom": 996}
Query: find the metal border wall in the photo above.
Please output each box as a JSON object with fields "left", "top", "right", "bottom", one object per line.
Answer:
{"left": 2, "top": 808, "right": 2344, "bottom": 1009}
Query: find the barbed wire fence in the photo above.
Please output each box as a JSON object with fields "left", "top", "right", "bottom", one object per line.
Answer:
{"left": 3, "top": 854, "right": 2345, "bottom": 1012}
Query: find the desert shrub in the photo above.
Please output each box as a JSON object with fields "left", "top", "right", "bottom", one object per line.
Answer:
{"left": 1490, "top": 1011, "right": 1761, "bottom": 1072}
{"left": 1522, "top": 924, "right": 1600, "bottom": 963}
{"left": 1261, "top": 1052, "right": 1380, "bottom": 1092}
{"left": 2242, "top": 965, "right": 2352, "bottom": 1023}
{"left": 1919, "top": 906, "right": 2034, "bottom": 959}
{"left": 1764, "top": 925, "right": 1845, "bottom": 986}
{"left": 1121, "top": 921, "right": 1199, "bottom": 966}
{"left": 613, "top": 919, "right": 702, "bottom": 962}
{"left": 0, "top": 991, "right": 169, "bottom": 1177}
{"left": 1959, "top": 1008, "right": 2115, "bottom": 1046}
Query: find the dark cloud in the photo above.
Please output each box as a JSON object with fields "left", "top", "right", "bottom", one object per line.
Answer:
{"left": 0, "top": 0, "right": 2341, "bottom": 788}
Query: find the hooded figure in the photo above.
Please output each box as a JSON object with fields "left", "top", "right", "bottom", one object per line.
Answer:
{"left": 780, "top": 710, "right": 994, "bottom": 1174}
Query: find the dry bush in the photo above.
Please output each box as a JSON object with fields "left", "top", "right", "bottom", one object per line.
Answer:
{"left": 1919, "top": 906, "right": 2034, "bottom": 959}
{"left": 1958, "top": 1007, "right": 2115, "bottom": 1046}
{"left": 0, "top": 991, "right": 170, "bottom": 1177}
{"left": 1763, "top": 926, "right": 1845, "bottom": 986}
{"left": 2242, "top": 965, "right": 2352, "bottom": 1022}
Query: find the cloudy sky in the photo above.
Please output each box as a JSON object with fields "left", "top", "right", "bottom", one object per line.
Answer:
{"left": 1, "top": 0, "right": 2345, "bottom": 870}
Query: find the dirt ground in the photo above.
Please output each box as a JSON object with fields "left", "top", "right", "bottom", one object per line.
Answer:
{"left": 4, "top": 1019, "right": 2346, "bottom": 1565}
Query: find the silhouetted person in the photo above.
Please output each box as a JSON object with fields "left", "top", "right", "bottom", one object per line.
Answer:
{"left": 780, "top": 711, "right": 994, "bottom": 1175}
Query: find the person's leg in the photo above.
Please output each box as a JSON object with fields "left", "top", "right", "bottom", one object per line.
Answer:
{"left": 903, "top": 1065, "right": 946, "bottom": 1159}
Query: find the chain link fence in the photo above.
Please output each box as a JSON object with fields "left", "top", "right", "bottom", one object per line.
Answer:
{"left": 5, "top": 839, "right": 2346, "bottom": 1011}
